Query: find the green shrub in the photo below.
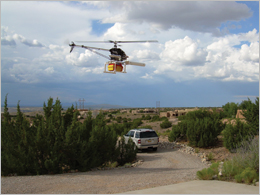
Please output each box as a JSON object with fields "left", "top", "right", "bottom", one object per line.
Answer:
{"left": 235, "top": 174, "right": 243, "bottom": 183}
{"left": 232, "top": 137, "right": 259, "bottom": 172}
{"left": 197, "top": 168, "right": 215, "bottom": 180}
{"left": 207, "top": 152, "right": 214, "bottom": 161}
{"left": 160, "top": 120, "right": 172, "bottom": 129}
{"left": 117, "top": 136, "right": 137, "bottom": 166}
{"left": 168, "top": 109, "right": 224, "bottom": 147}
{"left": 150, "top": 115, "right": 160, "bottom": 122}
{"left": 1, "top": 96, "right": 137, "bottom": 176}
{"left": 241, "top": 97, "right": 259, "bottom": 135}
{"left": 209, "top": 162, "right": 219, "bottom": 175}
{"left": 144, "top": 115, "right": 152, "bottom": 120}
{"left": 168, "top": 121, "right": 187, "bottom": 142}
{"left": 222, "top": 160, "right": 244, "bottom": 180}
{"left": 238, "top": 167, "right": 258, "bottom": 184}
{"left": 197, "top": 162, "right": 219, "bottom": 180}
{"left": 116, "top": 116, "right": 122, "bottom": 123}
{"left": 222, "top": 102, "right": 239, "bottom": 118}
{"left": 187, "top": 117, "right": 222, "bottom": 147}
{"left": 223, "top": 119, "right": 253, "bottom": 152}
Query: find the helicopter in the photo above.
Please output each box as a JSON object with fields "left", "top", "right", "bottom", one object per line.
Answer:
{"left": 69, "top": 40, "right": 158, "bottom": 74}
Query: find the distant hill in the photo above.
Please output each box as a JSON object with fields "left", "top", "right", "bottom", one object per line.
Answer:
{"left": 79, "top": 104, "right": 131, "bottom": 110}
{"left": 1, "top": 104, "right": 131, "bottom": 114}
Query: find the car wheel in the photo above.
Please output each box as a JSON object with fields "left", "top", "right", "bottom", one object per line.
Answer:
{"left": 153, "top": 147, "right": 157, "bottom": 151}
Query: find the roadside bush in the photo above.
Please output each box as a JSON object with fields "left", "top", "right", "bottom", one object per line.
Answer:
{"left": 232, "top": 136, "right": 259, "bottom": 172}
{"left": 160, "top": 120, "right": 172, "bottom": 129}
{"left": 131, "top": 118, "right": 143, "bottom": 129}
{"left": 221, "top": 160, "right": 244, "bottom": 180}
{"left": 207, "top": 152, "right": 214, "bottom": 161}
{"left": 187, "top": 117, "right": 222, "bottom": 147}
{"left": 168, "top": 125, "right": 180, "bottom": 142}
{"left": 168, "top": 121, "right": 188, "bottom": 142}
{"left": 168, "top": 109, "right": 224, "bottom": 147}
{"left": 1, "top": 96, "right": 137, "bottom": 176}
{"left": 117, "top": 136, "right": 137, "bottom": 166}
{"left": 240, "top": 167, "right": 258, "bottom": 184}
{"left": 197, "top": 162, "right": 219, "bottom": 180}
{"left": 197, "top": 168, "right": 215, "bottom": 180}
{"left": 222, "top": 119, "right": 253, "bottom": 152}
{"left": 197, "top": 135, "right": 259, "bottom": 184}
{"left": 242, "top": 97, "right": 259, "bottom": 135}
{"left": 222, "top": 102, "right": 239, "bottom": 118}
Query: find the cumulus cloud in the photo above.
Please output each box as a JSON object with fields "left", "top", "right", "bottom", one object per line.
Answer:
{"left": 97, "top": 1, "right": 252, "bottom": 35}
{"left": 66, "top": 50, "right": 102, "bottom": 68}
{"left": 1, "top": 36, "right": 16, "bottom": 46}
{"left": 131, "top": 49, "right": 160, "bottom": 61}
{"left": 154, "top": 30, "right": 259, "bottom": 82}
{"left": 13, "top": 34, "right": 45, "bottom": 47}
{"left": 1, "top": 1, "right": 258, "bottom": 85}
{"left": 160, "top": 36, "right": 207, "bottom": 66}
{"left": 239, "top": 42, "right": 259, "bottom": 62}
{"left": 141, "top": 73, "right": 153, "bottom": 79}
{"left": 1, "top": 26, "right": 16, "bottom": 46}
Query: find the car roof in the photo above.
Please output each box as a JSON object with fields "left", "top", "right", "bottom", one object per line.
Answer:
{"left": 131, "top": 128, "right": 155, "bottom": 132}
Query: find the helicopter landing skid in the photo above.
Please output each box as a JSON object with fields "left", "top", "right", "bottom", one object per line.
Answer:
{"left": 104, "top": 61, "right": 126, "bottom": 74}
{"left": 103, "top": 61, "right": 145, "bottom": 74}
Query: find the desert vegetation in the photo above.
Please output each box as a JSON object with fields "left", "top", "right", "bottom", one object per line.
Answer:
{"left": 194, "top": 97, "right": 259, "bottom": 185}
{"left": 197, "top": 136, "right": 259, "bottom": 185}
{"left": 1, "top": 96, "right": 137, "bottom": 176}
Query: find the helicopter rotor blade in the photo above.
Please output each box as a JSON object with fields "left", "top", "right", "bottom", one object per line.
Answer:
{"left": 75, "top": 41, "right": 111, "bottom": 43}
{"left": 116, "top": 40, "right": 158, "bottom": 43}
{"left": 75, "top": 40, "right": 158, "bottom": 44}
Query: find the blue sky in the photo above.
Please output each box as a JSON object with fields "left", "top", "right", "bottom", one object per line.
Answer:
{"left": 1, "top": 1, "right": 259, "bottom": 108}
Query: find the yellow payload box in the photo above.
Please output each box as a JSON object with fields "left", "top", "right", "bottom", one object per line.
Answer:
{"left": 108, "top": 63, "right": 123, "bottom": 72}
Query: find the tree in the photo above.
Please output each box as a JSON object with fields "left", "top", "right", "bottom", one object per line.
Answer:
{"left": 222, "top": 102, "right": 239, "bottom": 118}
{"left": 242, "top": 97, "right": 259, "bottom": 135}
{"left": 223, "top": 119, "right": 252, "bottom": 152}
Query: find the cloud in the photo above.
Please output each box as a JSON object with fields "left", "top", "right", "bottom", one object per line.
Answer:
{"left": 130, "top": 49, "right": 160, "bottom": 61}
{"left": 160, "top": 36, "right": 207, "bottom": 66}
{"left": 154, "top": 30, "right": 259, "bottom": 82}
{"left": 65, "top": 50, "right": 102, "bottom": 68}
{"left": 1, "top": 1, "right": 258, "bottom": 87}
{"left": 13, "top": 34, "right": 45, "bottom": 47}
{"left": 1, "top": 26, "right": 16, "bottom": 46}
{"left": 44, "top": 67, "right": 55, "bottom": 74}
{"left": 141, "top": 73, "right": 153, "bottom": 79}
{"left": 239, "top": 42, "right": 259, "bottom": 62}
{"left": 98, "top": 1, "right": 252, "bottom": 35}
{"left": 1, "top": 36, "right": 16, "bottom": 46}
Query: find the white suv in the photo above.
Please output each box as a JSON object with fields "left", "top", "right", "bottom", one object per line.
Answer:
{"left": 124, "top": 129, "right": 159, "bottom": 151}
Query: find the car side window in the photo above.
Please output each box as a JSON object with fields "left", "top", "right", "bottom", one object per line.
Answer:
{"left": 130, "top": 131, "right": 135, "bottom": 137}
{"left": 125, "top": 131, "right": 131, "bottom": 136}
{"left": 135, "top": 132, "right": 140, "bottom": 138}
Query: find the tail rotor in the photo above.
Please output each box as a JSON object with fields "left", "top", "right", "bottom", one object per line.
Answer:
{"left": 69, "top": 41, "right": 76, "bottom": 53}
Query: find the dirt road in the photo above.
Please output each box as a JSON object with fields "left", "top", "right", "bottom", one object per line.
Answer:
{"left": 1, "top": 147, "right": 207, "bottom": 194}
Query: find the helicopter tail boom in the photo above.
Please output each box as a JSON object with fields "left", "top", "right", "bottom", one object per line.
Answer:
{"left": 125, "top": 61, "right": 145, "bottom": 66}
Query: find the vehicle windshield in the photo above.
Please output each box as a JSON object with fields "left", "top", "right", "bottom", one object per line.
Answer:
{"left": 140, "top": 131, "right": 158, "bottom": 138}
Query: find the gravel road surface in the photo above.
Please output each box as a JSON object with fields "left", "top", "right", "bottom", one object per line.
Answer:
{"left": 1, "top": 147, "right": 207, "bottom": 194}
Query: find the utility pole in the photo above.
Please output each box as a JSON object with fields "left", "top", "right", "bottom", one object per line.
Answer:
{"left": 156, "top": 101, "right": 160, "bottom": 114}
{"left": 78, "top": 98, "right": 85, "bottom": 110}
